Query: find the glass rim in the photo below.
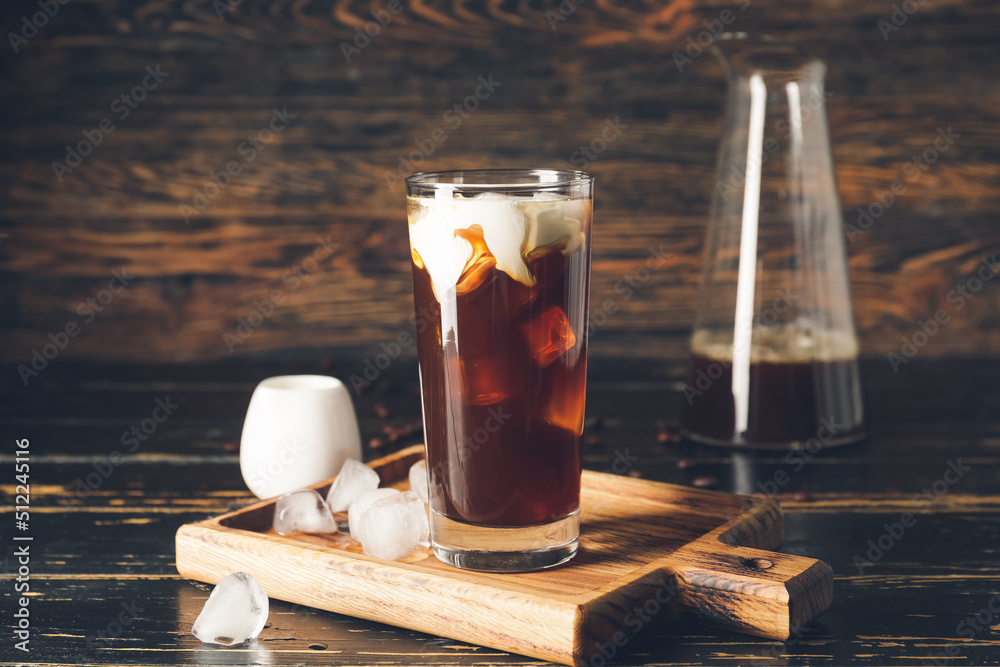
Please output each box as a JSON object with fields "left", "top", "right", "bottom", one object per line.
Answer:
{"left": 712, "top": 32, "right": 822, "bottom": 75}
{"left": 405, "top": 169, "right": 593, "bottom": 193}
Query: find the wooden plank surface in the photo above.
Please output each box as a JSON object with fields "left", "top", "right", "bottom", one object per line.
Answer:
{"left": 2, "top": 0, "right": 999, "bottom": 363}
{"left": 2, "top": 357, "right": 999, "bottom": 665}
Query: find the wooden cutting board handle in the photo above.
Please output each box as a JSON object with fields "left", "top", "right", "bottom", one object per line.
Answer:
{"left": 666, "top": 540, "right": 833, "bottom": 640}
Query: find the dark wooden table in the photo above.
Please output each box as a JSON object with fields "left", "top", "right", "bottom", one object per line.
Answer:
{"left": 2, "top": 356, "right": 998, "bottom": 666}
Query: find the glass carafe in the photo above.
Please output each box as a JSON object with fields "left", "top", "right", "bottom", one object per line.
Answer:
{"left": 681, "top": 33, "right": 865, "bottom": 449}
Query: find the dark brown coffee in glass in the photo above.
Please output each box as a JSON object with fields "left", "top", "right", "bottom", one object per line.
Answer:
{"left": 406, "top": 169, "right": 593, "bottom": 572}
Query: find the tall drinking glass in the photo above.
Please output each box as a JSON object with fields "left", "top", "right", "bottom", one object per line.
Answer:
{"left": 406, "top": 169, "right": 593, "bottom": 572}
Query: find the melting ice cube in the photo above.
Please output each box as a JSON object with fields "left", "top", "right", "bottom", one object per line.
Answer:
{"left": 447, "top": 314, "right": 512, "bottom": 406}
{"left": 326, "top": 459, "right": 380, "bottom": 512}
{"left": 464, "top": 355, "right": 511, "bottom": 407}
{"left": 355, "top": 490, "right": 429, "bottom": 561}
{"left": 543, "top": 373, "right": 587, "bottom": 434}
{"left": 525, "top": 306, "right": 577, "bottom": 367}
{"left": 408, "top": 460, "right": 429, "bottom": 503}
{"left": 273, "top": 489, "right": 338, "bottom": 536}
{"left": 347, "top": 488, "right": 400, "bottom": 538}
{"left": 191, "top": 571, "right": 269, "bottom": 646}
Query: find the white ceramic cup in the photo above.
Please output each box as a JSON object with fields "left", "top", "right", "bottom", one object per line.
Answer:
{"left": 239, "top": 375, "right": 362, "bottom": 499}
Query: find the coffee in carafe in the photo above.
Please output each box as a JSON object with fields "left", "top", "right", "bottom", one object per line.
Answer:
{"left": 681, "top": 33, "right": 865, "bottom": 449}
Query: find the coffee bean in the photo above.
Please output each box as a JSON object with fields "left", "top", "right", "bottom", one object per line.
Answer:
{"left": 374, "top": 403, "right": 390, "bottom": 418}
{"left": 658, "top": 426, "right": 683, "bottom": 444}
{"left": 368, "top": 437, "right": 385, "bottom": 450}
{"left": 676, "top": 457, "right": 695, "bottom": 469}
{"left": 691, "top": 475, "right": 719, "bottom": 489}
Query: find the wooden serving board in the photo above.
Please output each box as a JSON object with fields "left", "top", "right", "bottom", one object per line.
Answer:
{"left": 175, "top": 445, "right": 832, "bottom": 665}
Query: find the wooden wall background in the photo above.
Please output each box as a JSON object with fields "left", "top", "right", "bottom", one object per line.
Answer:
{"left": 1, "top": 0, "right": 998, "bottom": 365}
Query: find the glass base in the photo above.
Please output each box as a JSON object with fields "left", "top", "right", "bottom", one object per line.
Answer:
{"left": 430, "top": 509, "right": 580, "bottom": 573}
{"left": 681, "top": 428, "right": 867, "bottom": 450}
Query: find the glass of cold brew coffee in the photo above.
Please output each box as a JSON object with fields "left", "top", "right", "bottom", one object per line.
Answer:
{"left": 406, "top": 169, "right": 593, "bottom": 572}
{"left": 681, "top": 34, "right": 865, "bottom": 449}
